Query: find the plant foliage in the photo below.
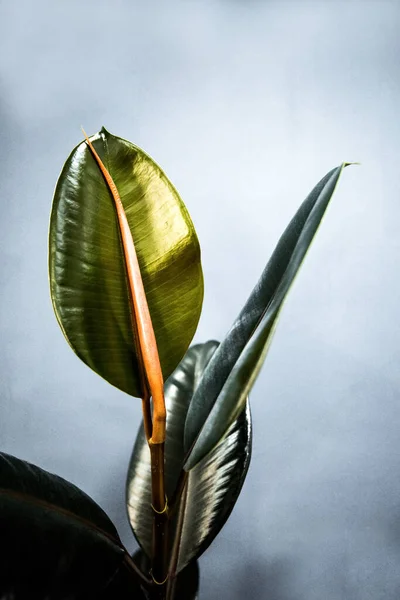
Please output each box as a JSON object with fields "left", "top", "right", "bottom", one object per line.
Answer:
{"left": 1, "top": 127, "right": 350, "bottom": 599}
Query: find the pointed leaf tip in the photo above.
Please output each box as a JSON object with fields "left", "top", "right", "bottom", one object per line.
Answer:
{"left": 343, "top": 161, "right": 360, "bottom": 167}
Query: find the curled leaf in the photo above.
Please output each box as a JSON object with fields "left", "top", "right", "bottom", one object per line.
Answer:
{"left": 184, "top": 164, "right": 349, "bottom": 469}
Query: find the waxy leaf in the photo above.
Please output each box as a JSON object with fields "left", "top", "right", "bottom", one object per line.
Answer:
{"left": 49, "top": 128, "right": 203, "bottom": 397}
{"left": 184, "top": 164, "right": 349, "bottom": 469}
{"left": 126, "top": 342, "right": 252, "bottom": 573}
{"left": 0, "top": 452, "right": 146, "bottom": 598}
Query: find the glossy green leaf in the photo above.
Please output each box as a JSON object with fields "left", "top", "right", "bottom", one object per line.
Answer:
{"left": 49, "top": 127, "right": 203, "bottom": 397}
{"left": 0, "top": 452, "right": 146, "bottom": 599}
{"left": 184, "top": 164, "right": 349, "bottom": 469}
{"left": 126, "top": 342, "right": 252, "bottom": 573}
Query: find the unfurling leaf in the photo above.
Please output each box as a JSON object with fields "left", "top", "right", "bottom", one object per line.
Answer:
{"left": 184, "top": 164, "right": 350, "bottom": 470}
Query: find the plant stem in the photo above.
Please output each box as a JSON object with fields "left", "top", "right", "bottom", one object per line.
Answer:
{"left": 165, "top": 476, "right": 189, "bottom": 600}
{"left": 149, "top": 440, "right": 168, "bottom": 599}
{"left": 142, "top": 392, "right": 152, "bottom": 442}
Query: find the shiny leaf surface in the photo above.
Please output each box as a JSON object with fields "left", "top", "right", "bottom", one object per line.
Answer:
{"left": 49, "top": 127, "right": 203, "bottom": 397}
{"left": 0, "top": 452, "right": 146, "bottom": 599}
{"left": 126, "top": 342, "right": 252, "bottom": 573}
{"left": 184, "top": 164, "right": 349, "bottom": 469}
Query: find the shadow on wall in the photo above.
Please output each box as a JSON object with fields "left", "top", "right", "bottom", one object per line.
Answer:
{"left": 230, "top": 558, "right": 297, "bottom": 600}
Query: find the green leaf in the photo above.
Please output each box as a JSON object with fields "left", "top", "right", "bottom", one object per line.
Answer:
{"left": 126, "top": 342, "right": 252, "bottom": 573}
{"left": 49, "top": 127, "right": 203, "bottom": 397}
{"left": 0, "top": 452, "right": 146, "bottom": 598}
{"left": 184, "top": 163, "right": 349, "bottom": 470}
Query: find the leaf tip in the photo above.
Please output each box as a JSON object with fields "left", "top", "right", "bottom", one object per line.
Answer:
{"left": 343, "top": 161, "right": 361, "bottom": 168}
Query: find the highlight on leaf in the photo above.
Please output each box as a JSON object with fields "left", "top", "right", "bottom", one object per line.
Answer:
{"left": 49, "top": 127, "right": 204, "bottom": 399}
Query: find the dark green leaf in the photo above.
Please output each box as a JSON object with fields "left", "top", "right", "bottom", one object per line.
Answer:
{"left": 126, "top": 342, "right": 252, "bottom": 573}
{"left": 49, "top": 127, "right": 203, "bottom": 397}
{"left": 184, "top": 164, "right": 349, "bottom": 469}
{"left": 0, "top": 452, "right": 146, "bottom": 599}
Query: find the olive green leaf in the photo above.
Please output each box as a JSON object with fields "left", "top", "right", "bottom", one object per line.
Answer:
{"left": 126, "top": 342, "right": 252, "bottom": 573}
{"left": 49, "top": 127, "right": 203, "bottom": 397}
{"left": 184, "top": 163, "right": 350, "bottom": 470}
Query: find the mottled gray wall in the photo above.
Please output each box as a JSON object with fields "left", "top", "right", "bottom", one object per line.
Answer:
{"left": 1, "top": 1, "right": 400, "bottom": 598}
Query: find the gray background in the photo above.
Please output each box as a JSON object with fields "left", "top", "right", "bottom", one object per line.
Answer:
{"left": 1, "top": 1, "right": 399, "bottom": 598}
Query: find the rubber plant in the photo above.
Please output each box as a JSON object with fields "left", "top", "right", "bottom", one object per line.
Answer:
{"left": 0, "top": 127, "right": 350, "bottom": 599}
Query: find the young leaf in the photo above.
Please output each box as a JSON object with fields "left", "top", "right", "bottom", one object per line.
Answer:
{"left": 0, "top": 452, "right": 146, "bottom": 598}
{"left": 184, "top": 163, "right": 349, "bottom": 470}
{"left": 126, "top": 342, "right": 252, "bottom": 573}
{"left": 49, "top": 128, "right": 203, "bottom": 397}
